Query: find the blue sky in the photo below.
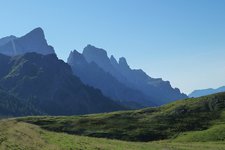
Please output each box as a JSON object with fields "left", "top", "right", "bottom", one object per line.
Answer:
{"left": 0, "top": 0, "right": 225, "bottom": 94}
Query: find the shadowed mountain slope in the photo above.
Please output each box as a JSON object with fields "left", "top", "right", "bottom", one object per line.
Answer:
{"left": 0, "top": 88, "right": 42, "bottom": 117}
{"left": 0, "top": 52, "right": 124, "bottom": 116}
{"left": 68, "top": 50, "right": 155, "bottom": 109}
{"left": 71, "top": 45, "right": 187, "bottom": 105}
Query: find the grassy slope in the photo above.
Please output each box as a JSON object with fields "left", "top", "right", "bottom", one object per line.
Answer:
{"left": 19, "top": 92, "right": 225, "bottom": 142}
{"left": 0, "top": 120, "right": 225, "bottom": 150}
{"left": 174, "top": 110, "right": 225, "bottom": 142}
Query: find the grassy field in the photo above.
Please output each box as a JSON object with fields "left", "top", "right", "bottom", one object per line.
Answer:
{"left": 1, "top": 92, "right": 225, "bottom": 149}
{"left": 19, "top": 92, "right": 225, "bottom": 142}
{"left": 0, "top": 119, "right": 225, "bottom": 150}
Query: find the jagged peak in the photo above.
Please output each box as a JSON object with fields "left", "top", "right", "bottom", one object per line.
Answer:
{"left": 24, "top": 27, "right": 45, "bottom": 38}
{"left": 31, "top": 27, "right": 44, "bottom": 34}
{"left": 110, "top": 55, "right": 116, "bottom": 60}
{"left": 110, "top": 55, "right": 118, "bottom": 65}
{"left": 119, "top": 57, "right": 130, "bottom": 69}
{"left": 70, "top": 49, "right": 82, "bottom": 56}
{"left": 16, "top": 27, "right": 48, "bottom": 46}
{"left": 69, "top": 49, "right": 85, "bottom": 60}
{"left": 119, "top": 57, "right": 127, "bottom": 64}
{"left": 83, "top": 44, "right": 108, "bottom": 58}
{"left": 0, "top": 27, "right": 54, "bottom": 56}
{"left": 67, "top": 49, "right": 87, "bottom": 65}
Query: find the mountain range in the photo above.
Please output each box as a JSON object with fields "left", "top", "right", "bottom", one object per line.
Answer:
{"left": 0, "top": 27, "right": 187, "bottom": 116}
{"left": 68, "top": 50, "right": 154, "bottom": 108}
{"left": 0, "top": 28, "right": 124, "bottom": 116}
{"left": 68, "top": 45, "right": 187, "bottom": 107}
{"left": 0, "top": 52, "right": 124, "bottom": 116}
{"left": 189, "top": 86, "right": 225, "bottom": 98}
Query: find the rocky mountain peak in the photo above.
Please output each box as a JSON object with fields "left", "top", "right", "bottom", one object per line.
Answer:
{"left": 25, "top": 27, "right": 45, "bottom": 38}
{"left": 110, "top": 55, "right": 118, "bottom": 66}
{"left": 83, "top": 44, "right": 108, "bottom": 63}
{"left": 67, "top": 50, "right": 87, "bottom": 66}
{"left": 19, "top": 27, "right": 47, "bottom": 45}
{"left": 0, "top": 27, "right": 55, "bottom": 56}
{"left": 119, "top": 57, "right": 130, "bottom": 69}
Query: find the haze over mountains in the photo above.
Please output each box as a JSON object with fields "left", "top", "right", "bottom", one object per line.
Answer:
{"left": 0, "top": 27, "right": 187, "bottom": 116}
{"left": 68, "top": 50, "right": 154, "bottom": 108}
{"left": 189, "top": 86, "right": 225, "bottom": 98}
{"left": 69, "top": 45, "right": 187, "bottom": 107}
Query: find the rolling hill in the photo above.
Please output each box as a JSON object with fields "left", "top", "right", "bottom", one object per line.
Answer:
{"left": 0, "top": 92, "right": 224, "bottom": 149}
{"left": 20, "top": 92, "right": 225, "bottom": 142}
{"left": 0, "top": 120, "right": 225, "bottom": 150}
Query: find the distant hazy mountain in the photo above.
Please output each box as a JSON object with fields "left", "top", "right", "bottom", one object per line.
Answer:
{"left": 0, "top": 52, "right": 124, "bottom": 116}
{"left": 189, "top": 86, "right": 225, "bottom": 98}
{"left": 0, "top": 28, "right": 55, "bottom": 56}
{"left": 68, "top": 50, "right": 155, "bottom": 108}
{"left": 71, "top": 45, "right": 187, "bottom": 105}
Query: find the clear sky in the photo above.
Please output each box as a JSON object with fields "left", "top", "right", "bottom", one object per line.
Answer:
{"left": 0, "top": 0, "right": 225, "bottom": 94}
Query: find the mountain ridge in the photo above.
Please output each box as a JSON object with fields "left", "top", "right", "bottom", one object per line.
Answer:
{"left": 0, "top": 35, "right": 17, "bottom": 47}
{"left": 68, "top": 50, "right": 155, "bottom": 108}
{"left": 0, "top": 28, "right": 187, "bottom": 114}
{"left": 0, "top": 27, "right": 55, "bottom": 56}
{"left": 80, "top": 44, "right": 187, "bottom": 105}
{"left": 189, "top": 86, "right": 225, "bottom": 98}
{"left": 0, "top": 52, "right": 125, "bottom": 116}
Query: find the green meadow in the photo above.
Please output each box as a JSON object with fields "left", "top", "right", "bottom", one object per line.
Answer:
{"left": 1, "top": 92, "right": 225, "bottom": 150}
